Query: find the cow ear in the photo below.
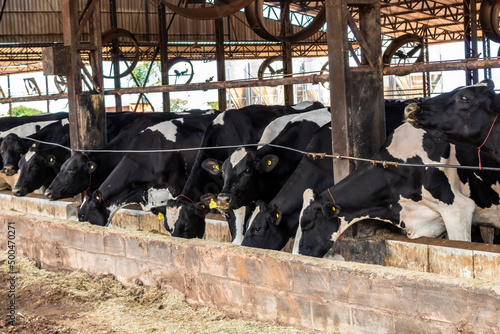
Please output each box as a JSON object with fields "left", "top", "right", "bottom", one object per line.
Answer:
{"left": 195, "top": 201, "right": 211, "bottom": 214}
{"left": 46, "top": 155, "right": 56, "bottom": 166}
{"left": 92, "top": 190, "right": 103, "bottom": 203}
{"left": 85, "top": 161, "right": 97, "bottom": 174}
{"left": 270, "top": 208, "right": 282, "bottom": 225}
{"left": 151, "top": 206, "right": 166, "bottom": 220}
{"left": 481, "top": 79, "right": 495, "bottom": 90}
{"left": 256, "top": 154, "right": 279, "bottom": 173}
{"left": 200, "top": 193, "right": 218, "bottom": 210}
{"left": 322, "top": 202, "right": 340, "bottom": 217}
{"left": 201, "top": 159, "right": 222, "bottom": 175}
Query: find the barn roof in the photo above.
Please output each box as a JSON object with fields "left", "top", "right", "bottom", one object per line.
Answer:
{"left": 0, "top": 0, "right": 485, "bottom": 70}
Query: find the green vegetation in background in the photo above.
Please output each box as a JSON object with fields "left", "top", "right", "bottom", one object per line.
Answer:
{"left": 170, "top": 98, "right": 188, "bottom": 113}
{"left": 11, "top": 105, "right": 43, "bottom": 117}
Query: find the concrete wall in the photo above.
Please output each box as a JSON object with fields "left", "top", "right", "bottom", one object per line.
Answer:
{"left": 1, "top": 210, "right": 499, "bottom": 333}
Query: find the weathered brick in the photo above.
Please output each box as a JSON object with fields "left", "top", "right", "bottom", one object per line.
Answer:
{"left": 146, "top": 238, "right": 177, "bottom": 267}
{"left": 351, "top": 307, "right": 395, "bottom": 334}
{"left": 198, "top": 247, "right": 228, "bottom": 278}
{"left": 385, "top": 239, "right": 429, "bottom": 272}
{"left": 275, "top": 291, "right": 313, "bottom": 330}
{"left": 195, "top": 274, "right": 245, "bottom": 312}
{"left": 393, "top": 315, "right": 455, "bottom": 334}
{"left": 103, "top": 232, "right": 126, "bottom": 257}
{"left": 310, "top": 299, "right": 352, "bottom": 333}
{"left": 474, "top": 250, "right": 500, "bottom": 283}
{"left": 429, "top": 245, "right": 473, "bottom": 278}
{"left": 83, "top": 229, "right": 105, "bottom": 254}
{"left": 240, "top": 285, "right": 278, "bottom": 322}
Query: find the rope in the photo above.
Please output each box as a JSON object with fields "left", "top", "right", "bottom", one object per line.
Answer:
{"left": 19, "top": 137, "right": 500, "bottom": 172}
{"left": 477, "top": 113, "right": 498, "bottom": 170}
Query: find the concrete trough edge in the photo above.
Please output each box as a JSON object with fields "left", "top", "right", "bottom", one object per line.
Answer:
{"left": 1, "top": 210, "right": 499, "bottom": 333}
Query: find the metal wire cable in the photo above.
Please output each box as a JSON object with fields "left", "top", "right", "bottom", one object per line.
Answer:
{"left": 20, "top": 136, "right": 500, "bottom": 172}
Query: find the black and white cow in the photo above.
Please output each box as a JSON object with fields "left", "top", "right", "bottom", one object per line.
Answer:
{"left": 0, "top": 118, "right": 70, "bottom": 176}
{"left": 405, "top": 80, "right": 500, "bottom": 163}
{"left": 162, "top": 102, "right": 325, "bottom": 239}
{"left": 203, "top": 108, "right": 330, "bottom": 210}
{"left": 241, "top": 125, "right": 333, "bottom": 250}
{"left": 298, "top": 123, "right": 500, "bottom": 257}
{"left": 45, "top": 112, "right": 191, "bottom": 200}
{"left": 78, "top": 113, "right": 217, "bottom": 226}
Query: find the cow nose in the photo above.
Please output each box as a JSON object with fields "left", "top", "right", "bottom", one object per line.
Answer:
{"left": 44, "top": 189, "right": 53, "bottom": 199}
{"left": 2, "top": 165, "right": 16, "bottom": 176}
{"left": 12, "top": 187, "right": 22, "bottom": 197}
{"left": 404, "top": 103, "right": 419, "bottom": 119}
{"left": 217, "top": 193, "right": 232, "bottom": 210}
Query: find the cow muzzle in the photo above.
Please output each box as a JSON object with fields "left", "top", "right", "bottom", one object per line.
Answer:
{"left": 44, "top": 188, "right": 53, "bottom": 200}
{"left": 404, "top": 103, "right": 420, "bottom": 124}
{"left": 217, "top": 193, "right": 232, "bottom": 211}
{"left": 1, "top": 165, "right": 17, "bottom": 176}
{"left": 12, "top": 187, "right": 25, "bottom": 197}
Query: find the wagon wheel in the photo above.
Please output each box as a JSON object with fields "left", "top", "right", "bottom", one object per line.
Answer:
{"left": 480, "top": 0, "right": 500, "bottom": 43}
{"left": 319, "top": 61, "right": 329, "bottom": 89}
{"left": 54, "top": 75, "right": 67, "bottom": 93}
{"left": 102, "top": 28, "right": 140, "bottom": 79}
{"left": 382, "top": 34, "right": 424, "bottom": 75}
{"left": 161, "top": 0, "right": 254, "bottom": 20}
{"left": 258, "top": 56, "right": 284, "bottom": 80}
{"left": 167, "top": 57, "right": 194, "bottom": 85}
{"left": 245, "top": 0, "right": 325, "bottom": 42}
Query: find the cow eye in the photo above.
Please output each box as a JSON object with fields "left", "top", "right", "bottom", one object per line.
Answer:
{"left": 244, "top": 168, "right": 250, "bottom": 174}
{"left": 254, "top": 227, "right": 261, "bottom": 233}
{"left": 460, "top": 95, "right": 469, "bottom": 102}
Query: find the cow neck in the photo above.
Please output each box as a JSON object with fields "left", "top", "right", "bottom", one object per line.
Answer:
{"left": 83, "top": 153, "right": 92, "bottom": 196}
{"left": 477, "top": 113, "right": 499, "bottom": 169}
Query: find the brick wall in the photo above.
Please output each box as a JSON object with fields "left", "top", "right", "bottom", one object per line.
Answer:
{"left": 1, "top": 210, "right": 499, "bottom": 333}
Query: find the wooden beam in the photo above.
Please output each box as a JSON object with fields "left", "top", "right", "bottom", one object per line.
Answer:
{"left": 215, "top": 18, "right": 227, "bottom": 111}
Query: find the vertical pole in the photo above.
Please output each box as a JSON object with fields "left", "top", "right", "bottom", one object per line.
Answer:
{"left": 326, "top": 0, "right": 383, "bottom": 182}
{"left": 326, "top": 0, "right": 351, "bottom": 181}
{"left": 483, "top": 37, "right": 492, "bottom": 79}
{"left": 215, "top": 18, "right": 227, "bottom": 111}
{"left": 45, "top": 75, "right": 50, "bottom": 112}
{"left": 158, "top": 4, "right": 170, "bottom": 112}
{"left": 7, "top": 75, "right": 11, "bottom": 116}
{"left": 109, "top": 0, "right": 122, "bottom": 112}
{"left": 464, "top": 0, "right": 478, "bottom": 84}
{"left": 145, "top": 0, "right": 151, "bottom": 42}
{"left": 62, "top": 0, "right": 105, "bottom": 151}
{"left": 281, "top": 2, "right": 293, "bottom": 105}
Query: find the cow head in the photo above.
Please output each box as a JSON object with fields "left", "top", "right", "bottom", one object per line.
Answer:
{"left": 163, "top": 196, "right": 211, "bottom": 239}
{"left": 241, "top": 201, "right": 289, "bottom": 250}
{"left": 13, "top": 151, "right": 57, "bottom": 196}
{"left": 298, "top": 189, "right": 340, "bottom": 257}
{"left": 78, "top": 190, "right": 109, "bottom": 226}
{"left": 0, "top": 134, "right": 30, "bottom": 176}
{"left": 46, "top": 153, "right": 96, "bottom": 200}
{"left": 405, "top": 80, "right": 500, "bottom": 149}
{"left": 202, "top": 148, "right": 279, "bottom": 210}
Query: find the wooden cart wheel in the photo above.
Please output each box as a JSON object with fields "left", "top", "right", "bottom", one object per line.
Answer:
{"left": 480, "top": 0, "right": 500, "bottom": 43}
{"left": 54, "top": 75, "right": 67, "bottom": 93}
{"left": 245, "top": 0, "right": 325, "bottom": 42}
{"left": 102, "top": 28, "right": 140, "bottom": 79}
{"left": 382, "top": 34, "right": 424, "bottom": 75}
{"left": 319, "top": 61, "right": 329, "bottom": 89}
{"left": 167, "top": 56, "right": 195, "bottom": 85}
{"left": 258, "top": 56, "right": 284, "bottom": 80}
{"left": 161, "top": 0, "right": 254, "bottom": 20}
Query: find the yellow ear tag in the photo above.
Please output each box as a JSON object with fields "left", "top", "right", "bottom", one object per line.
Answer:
{"left": 332, "top": 206, "right": 336, "bottom": 212}
{"left": 213, "top": 165, "right": 219, "bottom": 171}
{"left": 209, "top": 198, "right": 217, "bottom": 209}
{"left": 267, "top": 160, "right": 272, "bottom": 166}
{"left": 276, "top": 213, "right": 280, "bottom": 219}
{"left": 157, "top": 212, "right": 164, "bottom": 220}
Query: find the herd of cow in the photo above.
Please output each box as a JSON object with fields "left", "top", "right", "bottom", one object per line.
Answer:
{"left": 1, "top": 80, "right": 499, "bottom": 258}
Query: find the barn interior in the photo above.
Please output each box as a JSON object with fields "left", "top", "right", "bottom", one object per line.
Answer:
{"left": 1, "top": 1, "right": 500, "bottom": 333}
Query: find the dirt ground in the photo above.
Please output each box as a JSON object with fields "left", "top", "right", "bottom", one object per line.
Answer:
{"left": 0, "top": 252, "right": 317, "bottom": 334}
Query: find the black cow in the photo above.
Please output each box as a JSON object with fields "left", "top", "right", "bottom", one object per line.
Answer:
{"left": 241, "top": 125, "right": 334, "bottom": 250}
{"left": 78, "top": 113, "right": 217, "bottom": 226}
{"left": 162, "top": 102, "right": 325, "bottom": 239}
{"left": 45, "top": 111, "right": 193, "bottom": 200}
{"left": 0, "top": 112, "right": 68, "bottom": 136}
{"left": 405, "top": 80, "right": 500, "bottom": 161}
{"left": 298, "top": 123, "right": 500, "bottom": 257}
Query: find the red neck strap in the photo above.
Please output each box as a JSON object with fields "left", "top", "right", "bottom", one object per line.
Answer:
{"left": 177, "top": 194, "right": 194, "bottom": 204}
{"left": 477, "top": 113, "right": 498, "bottom": 170}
